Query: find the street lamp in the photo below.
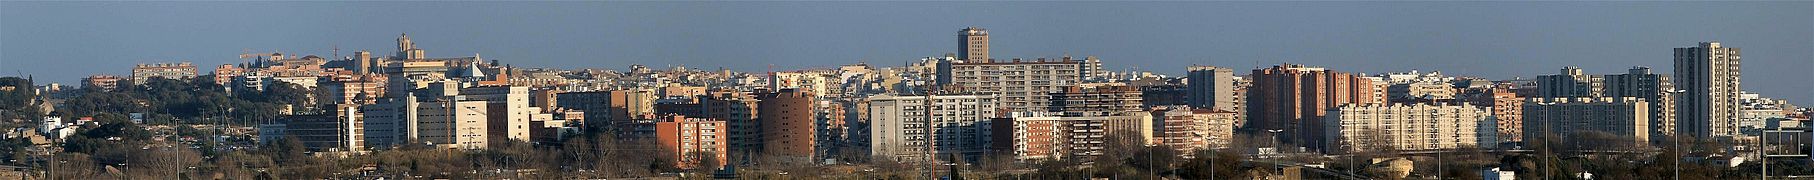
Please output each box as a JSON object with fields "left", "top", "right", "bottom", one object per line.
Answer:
{"left": 1671, "top": 89, "right": 1686, "bottom": 180}
{"left": 1432, "top": 111, "right": 1442, "bottom": 180}
{"left": 1341, "top": 144, "right": 1356, "bottom": 180}
{"left": 1266, "top": 129, "right": 1284, "bottom": 176}
{"left": 9, "top": 159, "right": 19, "bottom": 179}
{"left": 1145, "top": 144, "right": 1157, "bottom": 177}
{"left": 1266, "top": 129, "right": 1285, "bottom": 155}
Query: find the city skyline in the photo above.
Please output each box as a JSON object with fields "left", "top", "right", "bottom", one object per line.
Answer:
{"left": 5, "top": 2, "right": 1814, "bottom": 179}
{"left": 3, "top": 1, "right": 1810, "bottom": 105}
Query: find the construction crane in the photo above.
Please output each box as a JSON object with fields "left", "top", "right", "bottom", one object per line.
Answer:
{"left": 238, "top": 49, "right": 282, "bottom": 59}
{"left": 237, "top": 49, "right": 285, "bottom": 67}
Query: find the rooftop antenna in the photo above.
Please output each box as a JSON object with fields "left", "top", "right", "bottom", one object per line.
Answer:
{"left": 1252, "top": 55, "right": 1260, "bottom": 69}
{"left": 333, "top": 44, "right": 340, "bottom": 60}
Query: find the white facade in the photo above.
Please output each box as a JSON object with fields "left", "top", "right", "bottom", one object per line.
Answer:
{"left": 1186, "top": 66, "right": 1235, "bottom": 111}
{"left": 1675, "top": 41, "right": 1742, "bottom": 139}
{"left": 866, "top": 94, "right": 997, "bottom": 162}
{"left": 1324, "top": 103, "right": 1495, "bottom": 153}
{"left": 38, "top": 116, "right": 76, "bottom": 141}
{"left": 463, "top": 86, "right": 538, "bottom": 142}
{"left": 1000, "top": 112, "right": 1153, "bottom": 161}
{"left": 363, "top": 89, "right": 496, "bottom": 150}
{"left": 1152, "top": 106, "right": 1239, "bottom": 152}
{"left": 945, "top": 60, "right": 1084, "bottom": 113}
{"left": 415, "top": 100, "right": 490, "bottom": 150}
{"left": 1523, "top": 97, "right": 1652, "bottom": 147}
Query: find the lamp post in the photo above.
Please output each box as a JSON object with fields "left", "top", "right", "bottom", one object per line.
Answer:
{"left": 1432, "top": 111, "right": 1442, "bottom": 180}
{"left": 1266, "top": 129, "right": 1284, "bottom": 176}
{"left": 1145, "top": 144, "right": 1156, "bottom": 177}
{"left": 119, "top": 163, "right": 128, "bottom": 177}
{"left": 1543, "top": 101, "right": 1552, "bottom": 180}
{"left": 1343, "top": 144, "right": 1355, "bottom": 180}
{"left": 1266, "top": 129, "right": 1285, "bottom": 156}
{"left": 9, "top": 159, "right": 19, "bottom": 179}
{"left": 1671, "top": 89, "right": 1685, "bottom": 180}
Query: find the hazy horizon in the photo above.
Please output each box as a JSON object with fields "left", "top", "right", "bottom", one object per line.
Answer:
{"left": 3, "top": 1, "right": 1810, "bottom": 105}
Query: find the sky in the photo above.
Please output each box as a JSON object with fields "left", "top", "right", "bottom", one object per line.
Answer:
{"left": 2, "top": 1, "right": 1810, "bottom": 105}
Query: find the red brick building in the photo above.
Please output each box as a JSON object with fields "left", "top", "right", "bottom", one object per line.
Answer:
{"left": 1247, "top": 64, "right": 1378, "bottom": 150}
{"left": 655, "top": 115, "right": 727, "bottom": 169}
{"left": 757, "top": 89, "right": 816, "bottom": 161}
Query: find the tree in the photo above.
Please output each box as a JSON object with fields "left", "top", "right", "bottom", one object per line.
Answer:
{"left": 0, "top": 138, "right": 30, "bottom": 166}
{"left": 976, "top": 151, "right": 1019, "bottom": 172}
{"left": 175, "top": 125, "right": 205, "bottom": 138}
{"left": 1091, "top": 130, "right": 1143, "bottom": 178}
{"left": 243, "top": 82, "right": 312, "bottom": 114}
{"left": 211, "top": 151, "right": 276, "bottom": 179}
{"left": 259, "top": 136, "right": 307, "bottom": 164}
{"left": 62, "top": 92, "right": 142, "bottom": 118}
{"left": 1025, "top": 159, "right": 1088, "bottom": 179}
{"left": 693, "top": 151, "right": 723, "bottom": 172}
{"left": 48, "top": 153, "right": 100, "bottom": 179}
{"left": 1128, "top": 145, "right": 1180, "bottom": 177}
{"left": 1178, "top": 149, "right": 1249, "bottom": 179}
{"left": 0, "top": 77, "right": 40, "bottom": 121}
{"left": 128, "top": 146, "right": 203, "bottom": 179}
{"left": 62, "top": 121, "right": 152, "bottom": 154}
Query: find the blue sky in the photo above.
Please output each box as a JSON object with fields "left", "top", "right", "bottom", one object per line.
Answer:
{"left": 2, "top": 1, "right": 1809, "bottom": 105}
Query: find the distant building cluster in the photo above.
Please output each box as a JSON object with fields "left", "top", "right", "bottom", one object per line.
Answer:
{"left": 36, "top": 27, "right": 1812, "bottom": 172}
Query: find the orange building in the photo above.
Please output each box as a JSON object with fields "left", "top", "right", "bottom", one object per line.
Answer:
{"left": 320, "top": 79, "right": 386, "bottom": 105}
{"left": 81, "top": 75, "right": 123, "bottom": 92}
{"left": 1473, "top": 85, "right": 1524, "bottom": 143}
{"left": 757, "top": 89, "right": 816, "bottom": 161}
{"left": 213, "top": 64, "right": 244, "bottom": 85}
{"left": 655, "top": 115, "right": 727, "bottom": 169}
{"left": 1247, "top": 64, "right": 1378, "bottom": 150}
{"left": 130, "top": 62, "right": 199, "bottom": 85}
{"left": 1153, "top": 106, "right": 1239, "bottom": 152}
{"left": 616, "top": 88, "right": 660, "bottom": 128}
